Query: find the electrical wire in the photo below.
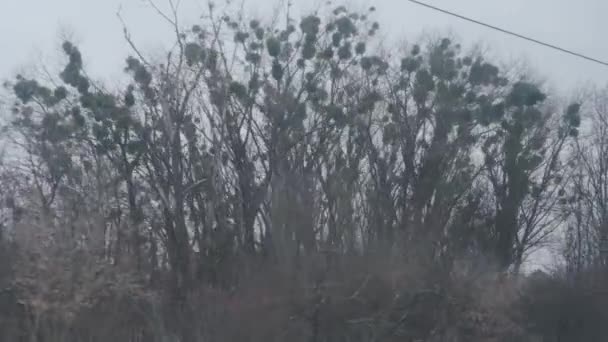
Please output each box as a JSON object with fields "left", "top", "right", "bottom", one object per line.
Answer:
{"left": 405, "top": 0, "right": 608, "bottom": 67}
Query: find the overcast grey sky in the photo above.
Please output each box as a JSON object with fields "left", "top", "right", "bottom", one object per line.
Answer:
{"left": 1, "top": 0, "right": 608, "bottom": 92}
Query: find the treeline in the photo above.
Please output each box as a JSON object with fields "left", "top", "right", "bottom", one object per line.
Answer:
{"left": 0, "top": 3, "right": 607, "bottom": 341}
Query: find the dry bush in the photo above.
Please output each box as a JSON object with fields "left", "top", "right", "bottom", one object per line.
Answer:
{"left": 186, "top": 253, "right": 530, "bottom": 342}
{"left": 1, "top": 235, "right": 565, "bottom": 342}
{"left": 520, "top": 268, "right": 608, "bottom": 342}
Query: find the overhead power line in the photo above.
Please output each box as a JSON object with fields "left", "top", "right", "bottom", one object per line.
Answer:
{"left": 405, "top": 0, "right": 608, "bottom": 68}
